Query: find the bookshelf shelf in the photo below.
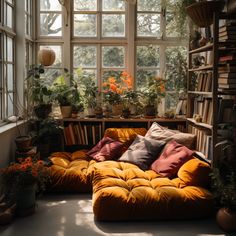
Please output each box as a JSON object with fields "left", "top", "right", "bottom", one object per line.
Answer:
{"left": 188, "top": 91, "right": 212, "bottom": 97}
{"left": 189, "top": 43, "right": 213, "bottom": 54}
{"left": 187, "top": 118, "right": 213, "bottom": 130}
{"left": 188, "top": 65, "right": 213, "bottom": 72}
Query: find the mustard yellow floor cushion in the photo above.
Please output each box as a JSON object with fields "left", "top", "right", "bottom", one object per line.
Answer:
{"left": 48, "top": 150, "right": 97, "bottom": 192}
{"left": 92, "top": 158, "right": 214, "bottom": 221}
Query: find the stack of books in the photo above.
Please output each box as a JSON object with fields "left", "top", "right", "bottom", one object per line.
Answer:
{"left": 219, "top": 21, "right": 236, "bottom": 42}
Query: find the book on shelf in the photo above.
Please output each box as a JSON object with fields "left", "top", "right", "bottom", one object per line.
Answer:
{"left": 219, "top": 30, "right": 236, "bottom": 37}
{"left": 218, "top": 72, "right": 236, "bottom": 78}
{"left": 219, "top": 35, "right": 236, "bottom": 41}
{"left": 218, "top": 78, "right": 236, "bottom": 84}
{"left": 218, "top": 83, "right": 236, "bottom": 89}
{"left": 219, "top": 54, "right": 236, "bottom": 62}
{"left": 218, "top": 64, "right": 236, "bottom": 72}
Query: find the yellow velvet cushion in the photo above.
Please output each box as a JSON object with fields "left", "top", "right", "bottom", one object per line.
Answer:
{"left": 92, "top": 165, "right": 214, "bottom": 221}
{"left": 177, "top": 157, "right": 211, "bottom": 188}
{"left": 104, "top": 128, "right": 147, "bottom": 148}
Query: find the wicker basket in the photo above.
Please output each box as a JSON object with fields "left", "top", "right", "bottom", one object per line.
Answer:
{"left": 186, "top": 1, "right": 225, "bottom": 27}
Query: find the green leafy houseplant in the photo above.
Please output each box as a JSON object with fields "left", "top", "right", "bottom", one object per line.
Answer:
{"left": 26, "top": 65, "right": 53, "bottom": 119}
{"left": 210, "top": 141, "right": 236, "bottom": 232}
{"left": 76, "top": 69, "right": 99, "bottom": 109}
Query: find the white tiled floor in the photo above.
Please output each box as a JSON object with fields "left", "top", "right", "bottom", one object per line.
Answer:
{"left": 0, "top": 194, "right": 231, "bottom": 236}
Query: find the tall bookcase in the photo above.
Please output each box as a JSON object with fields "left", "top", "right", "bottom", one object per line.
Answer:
{"left": 187, "top": 12, "right": 236, "bottom": 166}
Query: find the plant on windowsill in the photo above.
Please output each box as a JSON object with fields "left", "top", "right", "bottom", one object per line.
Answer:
{"left": 26, "top": 65, "right": 53, "bottom": 119}
{"left": 52, "top": 68, "right": 75, "bottom": 118}
{"left": 102, "top": 71, "right": 133, "bottom": 116}
{"left": 141, "top": 76, "right": 166, "bottom": 117}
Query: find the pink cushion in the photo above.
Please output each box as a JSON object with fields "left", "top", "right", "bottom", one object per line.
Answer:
{"left": 151, "top": 140, "right": 194, "bottom": 178}
{"left": 87, "top": 136, "right": 123, "bottom": 161}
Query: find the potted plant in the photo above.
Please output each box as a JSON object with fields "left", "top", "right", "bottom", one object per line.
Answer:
{"left": 0, "top": 157, "right": 49, "bottom": 216}
{"left": 26, "top": 65, "right": 53, "bottom": 119}
{"left": 76, "top": 69, "right": 99, "bottom": 117}
{"left": 29, "top": 117, "right": 63, "bottom": 159}
{"left": 142, "top": 76, "right": 166, "bottom": 117}
{"left": 52, "top": 69, "right": 74, "bottom": 118}
{"left": 102, "top": 71, "right": 133, "bottom": 116}
{"left": 210, "top": 140, "right": 236, "bottom": 232}
{"left": 122, "top": 89, "right": 144, "bottom": 116}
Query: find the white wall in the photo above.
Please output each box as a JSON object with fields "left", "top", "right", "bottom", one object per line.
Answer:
{"left": 0, "top": 123, "right": 27, "bottom": 168}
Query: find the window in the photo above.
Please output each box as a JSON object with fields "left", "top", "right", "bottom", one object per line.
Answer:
{"left": 35, "top": 0, "right": 187, "bottom": 113}
{"left": 72, "top": 0, "right": 127, "bottom": 89}
{"left": 0, "top": 0, "right": 15, "bottom": 122}
{"left": 136, "top": 0, "right": 187, "bottom": 111}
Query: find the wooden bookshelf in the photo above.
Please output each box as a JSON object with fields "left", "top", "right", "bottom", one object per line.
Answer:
{"left": 61, "top": 117, "right": 186, "bottom": 148}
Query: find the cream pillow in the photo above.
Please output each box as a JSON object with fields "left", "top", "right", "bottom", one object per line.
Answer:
{"left": 145, "top": 122, "right": 196, "bottom": 149}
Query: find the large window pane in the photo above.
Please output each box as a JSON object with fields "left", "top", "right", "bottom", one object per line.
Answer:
{"left": 6, "top": 5, "right": 13, "bottom": 28}
{"left": 73, "top": 46, "right": 97, "bottom": 68}
{"left": 137, "top": 45, "right": 159, "bottom": 67}
{"left": 40, "top": 0, "right": 61, "bottom": 11}
{"left": 40, "top": 13, "right": 62, "bottom": 36}
{"left": 165, "top": 46, "right": 187, "bottom": 92}
{"left": 7, "top": 93, "right": 14, "bottom": 117}
{"left": 7, "top": 37, "right": 13, "bottom": 62}
{"left": 102, "top": 14, "right": 125, "bottom": 37}
{"left": 74, "top": 14, "right": 97, "bottom": 37}
{"left": 137, "top": 0, "right": 161, "bottom": 11}
{"left": 74, "top": 0, "right": 97, "bottom": 11}
{"left": 7, "top": 64, "right": 13, "bottom": 91}
{"left": 102, "top": 46, "right": 125, "bottom": 68}
{"left": 137, "top": 14, "right": 161, "bottom": 37}
{"left": 136, "top": 70, "right": 158, "bottom": 91}
{"left": 102, "top": 0, "right": 125, "bottom": 11}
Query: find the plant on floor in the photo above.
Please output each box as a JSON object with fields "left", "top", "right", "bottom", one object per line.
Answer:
{"left": 210, "top": 140, "right": 236, "bottom": 232}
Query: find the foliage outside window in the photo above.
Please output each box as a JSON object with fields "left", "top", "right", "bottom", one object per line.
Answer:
{"left": 36, "top": 0, "right": 188, "bottom": 114}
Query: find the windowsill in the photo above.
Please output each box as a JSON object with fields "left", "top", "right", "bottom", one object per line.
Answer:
{"left": 0, "top": 120, "right": 26, "bottom": 135}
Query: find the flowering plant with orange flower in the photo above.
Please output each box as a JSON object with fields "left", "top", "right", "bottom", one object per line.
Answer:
{"left": 0, "top": 157, "right": 50, "bottom": 193}
{"left": 102, "top": 71, "right": 133, "bottom": 105}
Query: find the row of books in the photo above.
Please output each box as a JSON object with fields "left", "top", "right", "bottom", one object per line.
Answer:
{"left": 192, "top": 97, "right": 213, "bottom": 125}
{"left": 188, "top": 125, "right": 212, "bottom": 160}
{"left": 63, "top": 123, "right": 102, "bottom": 146}
{"left": 219, "top": 21, "right": 236, "bottom": 42}
{"left": 195, "top": 71, "right": 212, "bottom": 92}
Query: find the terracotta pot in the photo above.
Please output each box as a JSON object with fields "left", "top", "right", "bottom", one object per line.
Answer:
{"left": 60, "top": 106, "right": 72, "bottom": 118}
{"left": 145, "top": 105, "right": 156, "bottom": 117}
{"left": 112, "top": 104, "right": 123, "bottom": 116}
{"left": 15, "top": 136, "right": 32, "bottom": 152}
{"left": 216, "top": 207, "right": 236, "bottom": 232}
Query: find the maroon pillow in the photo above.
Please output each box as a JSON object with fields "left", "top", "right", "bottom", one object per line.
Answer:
{"left": 87, "top": 136, "right": 123, "bottom": 161}
{"left": 151, "top": 140, "right": 194, "bottom": 178}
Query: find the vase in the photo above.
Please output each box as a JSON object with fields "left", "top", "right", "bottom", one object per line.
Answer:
{"left": 16, "top": 183, "right": 36, "bottom": 217}
{"left": 112, "top": 104, "right": 123, "bottom": 116}
{"left": 60, "top": 106, "right": 72, "bottom": 118}
{"left": 145, "top": 105, "right": 156, "bottom": 117}
{"left": 216, "top": 207, "right": 236, "bottom": 232}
